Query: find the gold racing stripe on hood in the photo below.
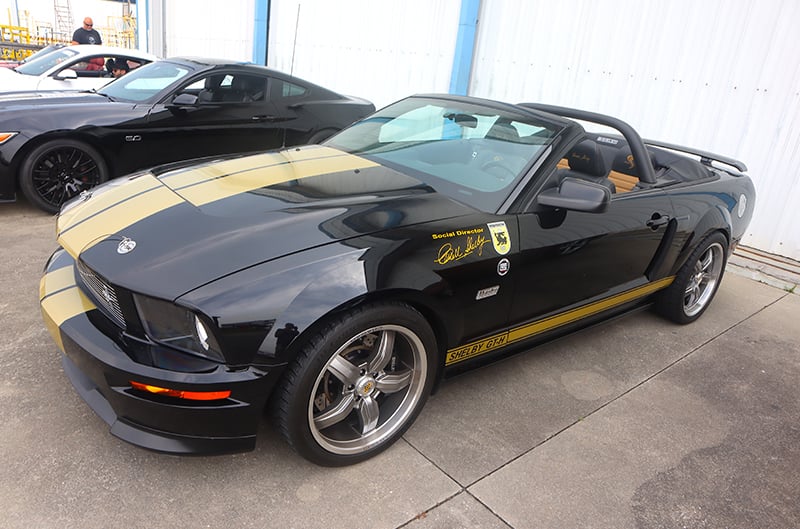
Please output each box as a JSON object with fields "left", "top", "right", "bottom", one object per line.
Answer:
{"left": 57, "top": 174, "right": 163, "bottom": 234}
{"left": 159, "top": 145, "right": 349, "bottom": 190}
{"left": 57, "top": 184, "right": 183, "bottom": 258}
{"left": 175, "top": 149, "right": 379, "bottom": 207}
{"left": 55, "top": 146, "right": 376, "bottom": 258}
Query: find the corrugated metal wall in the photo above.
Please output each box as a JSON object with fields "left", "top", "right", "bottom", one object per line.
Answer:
{"left": 163, "top": 0, "right": 255, "bottom": 60}
{"left": 148, "top": 0, "right": 800, "bottom": 260}
{"left": 267, "top": 0, "right": 461, "bottom": 108}
{"left": 470, "top": 0, "right": 800, "bottom": 260}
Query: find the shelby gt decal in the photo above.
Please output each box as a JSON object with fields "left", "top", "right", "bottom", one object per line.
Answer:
{"left": 446, "top": 277, "right": 675, "bottom": 365}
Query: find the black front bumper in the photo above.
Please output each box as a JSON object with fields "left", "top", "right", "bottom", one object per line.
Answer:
{"left": 42, "top": 252, "right": 283, "bottom": 455}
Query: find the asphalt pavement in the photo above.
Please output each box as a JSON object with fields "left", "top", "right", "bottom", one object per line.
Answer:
{"left": 1, "top": 196, "right": 798, "bottom": 529}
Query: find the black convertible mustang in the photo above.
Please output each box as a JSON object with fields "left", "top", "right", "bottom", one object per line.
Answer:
{"left": 0, "top": 58, "right": 374, "bottom": 213}
{"left": 40, "top": 95, "right": 755, "bottom": 465}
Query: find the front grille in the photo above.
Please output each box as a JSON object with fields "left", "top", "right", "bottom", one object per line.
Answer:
{"left": 76, "top": 260, "right": 126, "bottom": 327}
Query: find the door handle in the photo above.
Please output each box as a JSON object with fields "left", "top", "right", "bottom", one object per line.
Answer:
{"left": 252, "top": 115, "right": 280, "bottom": 122}
{"left": 646, "top": 213, "right": 671, "bottom": 230}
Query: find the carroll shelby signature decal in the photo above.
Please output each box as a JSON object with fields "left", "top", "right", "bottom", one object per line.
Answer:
{"left": 435, "top": 234, "right": 490, "bottom": 265}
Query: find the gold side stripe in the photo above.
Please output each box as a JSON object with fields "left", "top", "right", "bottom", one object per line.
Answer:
{"left": 57, "top": 185, "right": 183, "bottom": 258}
{"left": 58, "top": 175, "right": 162, "bottom": 234}
{"left": 40, "top": 286, "right": 96, "bottom": 327}
{"left": 39, "top": 266, "right": 76, "bottom": 301}
{"left": 179, "top": 153, "right": 379, "bottom": 207}
{"left": 508, "top": 276, "right": 674, "bottom": 342}
{"left": 445, "top": 276, "right": 675, "bottom": 365}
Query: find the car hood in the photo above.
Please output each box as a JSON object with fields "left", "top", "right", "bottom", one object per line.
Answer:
{"left": 0, "top": 67, "right": 42, "bottom": 91}
{"left": 56, "top": 145, "right": 474, "bottom": 300}
{"left": 0, "top": 89, "right": 110, "bottom": 107}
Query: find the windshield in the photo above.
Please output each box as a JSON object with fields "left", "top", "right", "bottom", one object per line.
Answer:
{"left": 327, "top": 97, "right": 563, "bottom": 212}
{"left": 15, "top": 47, "right": 78, "bottom": 76}
{"left": 21, "top": 44, "right": 64, "bottom": 64}
{"left": 99, "top": 61, "right": 192, "bottom": 102}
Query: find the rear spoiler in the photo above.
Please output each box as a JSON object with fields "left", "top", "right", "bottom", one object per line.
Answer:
{"left": 644, "top": 139, "right": 748, "bottom": 173}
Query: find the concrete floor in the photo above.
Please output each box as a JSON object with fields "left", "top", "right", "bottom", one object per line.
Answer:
{"left": 1, "top": 197, "right": 797, "bottom": 529}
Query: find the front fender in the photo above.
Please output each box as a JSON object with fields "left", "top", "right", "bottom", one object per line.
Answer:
{"left": 179, "top": 243, "right": 370, "bottom": 366}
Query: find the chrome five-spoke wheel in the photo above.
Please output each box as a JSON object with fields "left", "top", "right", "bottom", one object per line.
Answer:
{"left": 309, "top": 324, "right": 427, "bottom": 455}
{"left": 657, "top": 232, "right": 728, "bottom": 324}
{"left": 275, "top": 302, "right": 435, "bottom": 466}
{"left": 683, "top": 242, "right": 724, "bottom": 317}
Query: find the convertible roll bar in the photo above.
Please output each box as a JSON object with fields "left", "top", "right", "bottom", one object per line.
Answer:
{"left": 519, "top": 103, "right": 658, "bottom": 184}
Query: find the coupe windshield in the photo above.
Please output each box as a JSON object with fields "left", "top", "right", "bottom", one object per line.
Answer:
{"left": 327, "top": 97, "right": 563, "bottom": 212}
{"left": 15, "top": 47, "right": 78, "bottom": 76}
{"left": 98, "top": 61, "right": 192, "bottom": 102}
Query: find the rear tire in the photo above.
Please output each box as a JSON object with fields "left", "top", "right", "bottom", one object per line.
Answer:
{"left": 656, "top": 232, "right": 728, "bottom": 324}
{"left": 19, "top": 139, "right": 108, "bottom": 214}
{"left": 273, "top": 302, "right": 436, "bottom": 466}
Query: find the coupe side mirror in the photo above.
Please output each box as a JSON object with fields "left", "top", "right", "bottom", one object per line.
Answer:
{"left": 54, "top": 69, "right": 78, "bottom": 80}
{"left": 170, "top": 93, "right": 199, "bottom": 107}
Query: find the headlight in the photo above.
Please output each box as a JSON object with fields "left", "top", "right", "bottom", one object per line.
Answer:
{"left": 134, "top": 294, "right": 224, "bottom": 362}
{"left": 0, "top": 132, "right": 18, "bottom": 145}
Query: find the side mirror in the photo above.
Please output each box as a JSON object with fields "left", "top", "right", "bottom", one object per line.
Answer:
{"left": 54, "top": 69, "right": 78, "bottom": 80}
{"left": 537, "top": 177, "right": 611, "bottom": 213}
{"left": 170, "top": 93, "right": 199, "bottom": 107}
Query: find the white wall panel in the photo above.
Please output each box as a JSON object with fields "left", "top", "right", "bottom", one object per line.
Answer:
{"left": 163, "top": 0, "right": 254, "bottom": 60}
{"left": 268, "top": 0, "right": 461, "bottom": 109}
{"left": 471, "top": 0, "right": 800, "bottom": 260}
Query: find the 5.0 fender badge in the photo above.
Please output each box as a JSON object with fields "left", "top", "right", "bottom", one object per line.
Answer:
{"left": 117, "top": 237, "right": 137, "bottom": 254}
{"left": 497, "top": 258, "right": 510, "bottom": 276}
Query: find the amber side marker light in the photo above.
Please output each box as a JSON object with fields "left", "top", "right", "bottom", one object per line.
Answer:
{"left": 130, "top": 381, "right": 231, "bottom": 401}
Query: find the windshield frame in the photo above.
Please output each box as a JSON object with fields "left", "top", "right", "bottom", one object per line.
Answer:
{"left": 326, "top": 96, "right": 566, "bottom": 213}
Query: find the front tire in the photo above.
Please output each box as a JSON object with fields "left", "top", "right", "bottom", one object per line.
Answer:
{"left": 657, "top": 232, "right": 728, "bottom": 324}
{"left": 19, "top": 139, "right": 108, "bottom": 214}
{"left": 274, "top": 302, "right": 436, "bottom": 466}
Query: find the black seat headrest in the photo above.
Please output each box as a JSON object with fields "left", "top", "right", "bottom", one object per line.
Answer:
{"left": 566, "top": 140, "right": 608, "bottom": 177}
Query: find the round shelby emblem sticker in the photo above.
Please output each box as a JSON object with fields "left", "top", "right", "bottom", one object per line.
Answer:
{"left": 487, "top": 221, "right": 511, "bottom": 255}
{"left": 738, "top": 194, "right": 747, "bottom": 218}
{"left": 117, "top": 237, "right": 137, "bottom": 254}
{"left": 497, "top": 258, "right": 510, "bottom": 276}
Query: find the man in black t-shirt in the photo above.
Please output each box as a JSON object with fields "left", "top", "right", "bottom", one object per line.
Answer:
{"left": 71, "top": 17, "right": 102, "bottom": 45}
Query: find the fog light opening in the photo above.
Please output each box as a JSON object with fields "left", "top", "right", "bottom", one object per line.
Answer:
{"left": 130, "top": 381, "right": 231, "bottom": 401}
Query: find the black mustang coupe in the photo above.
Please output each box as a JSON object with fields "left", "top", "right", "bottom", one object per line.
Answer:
{"left": 40, "top": 95, "right": 755, "bottom": 465}
{"left": 0, "top": 58, "right": 374, "bottom": 213}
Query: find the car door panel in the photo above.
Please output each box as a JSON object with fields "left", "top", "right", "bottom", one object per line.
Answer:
{"left": 510, "top": 189, "right": 675, "bottom": 324}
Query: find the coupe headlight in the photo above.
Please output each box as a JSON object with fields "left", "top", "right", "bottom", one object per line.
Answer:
{"left": 0, "top": 132, "right": 18, "bottom": 145}
{"left": 134, "top": 294, "right": 224, "bottom": 362}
